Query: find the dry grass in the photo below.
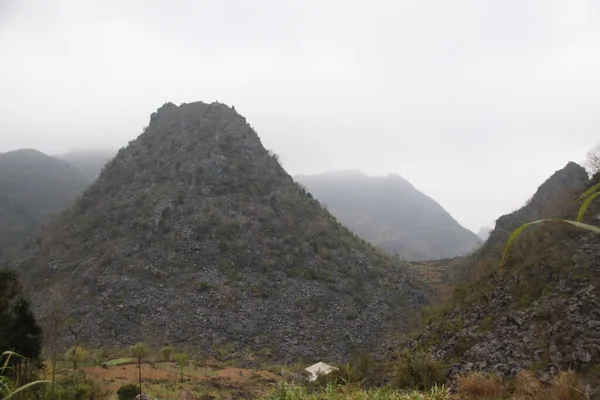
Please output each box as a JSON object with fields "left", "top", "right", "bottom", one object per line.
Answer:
{"left": 514, "top": 370, "right": 542, "bottom": 398}
{"left": 457, "top": 372, "right": 503, "bottom": 399}
{"left": 551, "top": 371, "right": 586, "bottom": 400}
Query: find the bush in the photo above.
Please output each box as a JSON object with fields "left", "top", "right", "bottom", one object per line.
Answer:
{"left": 392, "top": 351, "right": 446, "bottom": 390}
{"left": 159, "top": 346, "right": 173, "bottom": 361}
{"left": 117, "top": 383, "right": 140, "bottom": 400}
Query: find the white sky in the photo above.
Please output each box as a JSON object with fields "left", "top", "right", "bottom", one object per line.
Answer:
{"left": 1, "top": 0, "right": 599, "bottom": 232}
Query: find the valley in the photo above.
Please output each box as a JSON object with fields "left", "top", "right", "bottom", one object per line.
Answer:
{"left": 1, "top": 102, "right": 599, "bottom": 400}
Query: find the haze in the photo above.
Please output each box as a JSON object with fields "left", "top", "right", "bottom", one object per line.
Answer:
{"left": 1, "top": 0, "right": 599, "bottom": 232}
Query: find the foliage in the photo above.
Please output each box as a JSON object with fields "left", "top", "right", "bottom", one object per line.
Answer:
{"left": 0, "top": 269, "right": 42, "bottom": 359}
{"left": 117, "top": 383, "right": 140, "bottom": 400}
{"left": 392, "top": 351, "right": 446, "bottom": 390}
{"left": 0, "top": 351, "right": 51, "bottom": 400}
{"left": 130, "top": 342, "right": 149, "bottom": 359}
{"left": 263, "top": 382, "right": 451, "bottom": 399}
{"left": 172, "top": 352, "right": 189, "bottom": 380}
{"left": 65, "top": 345, "right": 90, "bottom": 365}
{"left": 159, "top": 346, "right": 173, "bottom": 362}
{"left": 104, "top": 357, "right": 136, "bottom": 366}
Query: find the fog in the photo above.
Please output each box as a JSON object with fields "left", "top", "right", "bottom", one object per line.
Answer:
{"left": 1, "top": 0, "right": 599, "bottom": 232}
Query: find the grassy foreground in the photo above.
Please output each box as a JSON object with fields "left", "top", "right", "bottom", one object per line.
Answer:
{"left": 263, "top": 382, "right": 450, "bottom": 400}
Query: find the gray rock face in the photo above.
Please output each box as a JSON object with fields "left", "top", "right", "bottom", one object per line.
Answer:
{"left": 13, "top": 101, "right": 428, "bottom": 361}
{"left": 413, "top": 165, "right": 600, "bottom": 383}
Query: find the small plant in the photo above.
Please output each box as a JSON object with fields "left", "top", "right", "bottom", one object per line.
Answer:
{"left": 172, "top": 352, "right": 189, "bottom": 382}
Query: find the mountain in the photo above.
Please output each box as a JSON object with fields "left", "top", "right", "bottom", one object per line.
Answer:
{"left": 0, "top": 149, "right": 89, "bottom": 259}
{"left": 295, "top": 171, "right": 482, "bottom": 261}
{"left": 412, "top": 162, "right": 600, "bottom": 383}
{"left": 56, "top": 148, "right": 116, "bottom": 182}
{"left": 476, "top": 226, "right": 492, "bottom": 241}
{"left": 12, "top": 101, "right": 427, "bottom": 361}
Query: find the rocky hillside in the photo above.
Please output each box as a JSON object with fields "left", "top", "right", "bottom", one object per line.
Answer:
{"left": 412, "top": 162, "right": 600, "bottom": 384}
{"left": 56, "top": 149, "right": 115, "bottom": 182}
{"left": 0, "top": 149, "right": 89, "bottom": 259}
{"left": 13, "top": 101, "right": 427, "bottom": 361}
{"left": 295, "top": 171, "right": 482, "bottom": 260}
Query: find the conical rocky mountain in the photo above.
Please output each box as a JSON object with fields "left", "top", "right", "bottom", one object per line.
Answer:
{"left": 13, "top": 101, "right": 427, "bottom": 361}
{"left": 295, "top": 171, "right": 482, "bottom": 260}
{"left": 0, "top": 149, "right": 89, "bottom": 259}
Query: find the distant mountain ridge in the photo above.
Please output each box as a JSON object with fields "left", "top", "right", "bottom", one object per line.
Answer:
{"left": 295, "top": 171, "right": 482, "bottom": 260}
{"left": 0, "top": 149, "right": 89, "bottom": 258}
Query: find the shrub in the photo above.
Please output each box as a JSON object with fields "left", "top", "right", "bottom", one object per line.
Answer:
{"left": 159, "top": 346, "right": 173, "bottom": 362}
{"left": 457, "top": 372, "right": 503, "bottom": 399}
{"left": 117, "top": 383, "right": 140, "bottom": 400}
{"left": 392, "top": 351, "right": 446, "bottom": 390}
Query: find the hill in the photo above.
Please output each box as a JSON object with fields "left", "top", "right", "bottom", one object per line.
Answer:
{"left": 56, "top": 148, "right": 116, "bottom": 182}
{"left": 0, "top": 149, "right": 89, "bottom": 259}
{"left": 295, "top": 171, "right": 482, "bottom": 260}
{"left": 412, "top": 162, "right": 600, "bottom": 384}
{"left": 12, "top": 101, "right": 427, "bottom": 361}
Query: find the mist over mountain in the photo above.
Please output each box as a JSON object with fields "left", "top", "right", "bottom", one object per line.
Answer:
{"left": 56, "top": 149, "right": 116, "bottom": 182}
{"left": 295, "top": 171, "right": 482, "bottom": 260}
{"left": 12, "top": 101, "right": 427, "bottom": 360}
{"left": 476, "top": 226, "right": 492, "bottom": 241}
{"left": 0, "top": 149, "right": 89, "bottom": 259}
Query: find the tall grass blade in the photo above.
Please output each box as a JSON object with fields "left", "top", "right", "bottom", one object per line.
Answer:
{"left": 576, "top": 182, "right": 600, "bottom": 202}
{"left": 1, "top": 380, "right": 52, "bottom": 400}
{"left": 501, "top": 219, "right": 600, "bottom": 276}
{"left": 577, "top": 191, "right": 600, "bottom": 222}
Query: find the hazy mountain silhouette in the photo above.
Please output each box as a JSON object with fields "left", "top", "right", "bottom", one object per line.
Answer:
{"left": 295, "top": 171, "right": 482, "bottom": 260}
{"left": 56, "top": 148, "right": 116, "bottom": 182}
{"left": 0, "top": 149, "right": 89, "bottom": 259}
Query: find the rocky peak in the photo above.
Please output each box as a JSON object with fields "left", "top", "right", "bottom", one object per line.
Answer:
{"left": 13, "top": 101, "right": 428, "bottom": 361}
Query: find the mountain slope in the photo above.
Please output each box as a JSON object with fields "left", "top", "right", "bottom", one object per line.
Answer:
{"left": 56, "top": 149, "right": 116, "bottom": 182}
{"left": 413, "top": 162, "right": 599, "bottom": 383}
{"left": 0, "top": 149, "right": 89, "bottom": 258}
{"left": 295, "top": 171, "right": 482, "bottom": 260}
{"left": 13, "top": 101, "right": 427, "bottom": 361}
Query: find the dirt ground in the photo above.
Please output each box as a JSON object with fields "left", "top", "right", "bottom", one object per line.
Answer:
{"left": 83, "top": 363, "right": 279, "bottom": 390}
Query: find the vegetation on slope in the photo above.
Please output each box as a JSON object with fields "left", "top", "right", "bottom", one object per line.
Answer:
{"left": 0, "top": 149, "right": 89, "bottom": 259}
{"left": 12, "top": 101, "right": 427, "bottom": 361}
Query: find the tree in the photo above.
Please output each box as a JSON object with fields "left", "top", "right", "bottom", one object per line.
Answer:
{"left": 172, "top": 352, "right": 189, "bottom": 382}
{"left": 42, "top": 285, "right": 66, "bottom": 400}
{"left": 0, "top": 269, "right": 42, "bottom": 360}
{"left": 130, "top": 342, "right": 148, "bottom": 396}
{"left": 585, "top": 142, "right": 600, "bottom": 176}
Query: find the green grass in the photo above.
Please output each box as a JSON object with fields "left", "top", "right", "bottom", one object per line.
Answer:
{"left": 261, "top": 382, "right": 451, "bottom": 400}
{"left": 104, "top": 357, "right": 136, "bottom": 366}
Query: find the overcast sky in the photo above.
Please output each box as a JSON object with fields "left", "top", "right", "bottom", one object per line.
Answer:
{"left": 1, "top": 0, "right": 599, "bottom": 232}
